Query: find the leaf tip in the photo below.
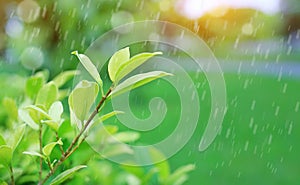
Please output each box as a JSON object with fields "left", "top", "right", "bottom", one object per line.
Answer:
{"left": 71, "top": 51, "right": 78, "bottom": 56}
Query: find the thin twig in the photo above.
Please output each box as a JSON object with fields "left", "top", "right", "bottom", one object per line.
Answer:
{"left": 40, "top": 88, "right": 112, "bottom": 184}
{"left": 46, "top": 158, "right": 53, "bottom": 171}
{"left": 9, "top": 164, "right": 15, "bottom": 185}
{"left": 38, "top": 124, "right": 43, "bottom": 184}
{"left": 55, "top": 132, "right": 65, "bottom": 155}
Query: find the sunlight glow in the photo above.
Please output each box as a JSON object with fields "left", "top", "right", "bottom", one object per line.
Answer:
{"left": 177, "top": 0, "right": 280, "bottom": 19}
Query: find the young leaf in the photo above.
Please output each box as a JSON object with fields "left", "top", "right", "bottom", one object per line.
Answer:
{"left": 41, "top": 120, "right": 59, "bottom": 131}
{"left": 112, "top": 131, "right": 140, "bottom": 143}
{"left": 108, "top": 47, "right": 130, "bottom": 82}
{"left": 164, "top": 164, "right": 195, "bottom": 185}
{"left": 52, "top": 70, "right": 80, "bottom": 88}
{"left": 49, "top": 101, "right": 63, "bottom": 122}
{"left": 68, "top": 80, "right": 99, "bottom": 125}
{"left": 42, "top": 139, "right": 63, "bottom": 157}
{"left": 49, "top": 165, "right": 87, "bottom": 185}
{"left": 0, "top": 135, "right": 6, "bottom": 146}
{"left": 26, "top": 75, "right": 44, "bottom": 99}
{"left": 23, "top": 151, "right": 46, "bottom": 159}
{"left": 25, "top": 105, "right": 51, "bottom": 120}
{"left": 114, "top": 52, "right": 162, "bottom": 83}
{"left": 110, "top": 71, "right": 172, "bottom": 98}
{"left": 87, "top": 111, "right": 123, "bottom": 132}
{"left": 36, "top": 82, "right": 58, "bottom": 110}
{"left": 2, "top": 97, "right": 18, "bottom": 121}
{"left": 18, "top": 109, "right": 39, "bottom": 130}
{"left": 10, "top": 124, "right": 26, "bottom": 151}
{"left": 0, "top": 145, "right": 13, "bottom": 166}
{"left": 71, "top": 51, "right": 103, "bottom": 87}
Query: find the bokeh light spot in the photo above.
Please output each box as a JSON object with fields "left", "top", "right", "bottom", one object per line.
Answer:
{"left": 17, "top": 0, "right": 40, "bottom": 23}
{"left": 20, "top": 47, "right": 44, "bottom": 70}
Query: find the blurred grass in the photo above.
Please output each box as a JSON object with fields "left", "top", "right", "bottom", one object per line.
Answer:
{"left": 118, "top": 72, "right": 300, "bottom": 185}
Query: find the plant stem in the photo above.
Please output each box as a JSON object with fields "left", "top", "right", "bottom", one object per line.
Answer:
{"left": 39, "top": 87, "right": 112, "bottom": 185}
{"left": 9, "top": 164, "right": 15, "bottom": 185}
{"left": 55, "top": 132, "right": 65, "bottom": 155}
{"left": 39, "top": 124, "right": 43, "bottom": 184}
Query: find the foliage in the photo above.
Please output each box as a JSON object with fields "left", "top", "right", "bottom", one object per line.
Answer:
{"left": 0, "top": 48, "right": 194, "bottom": 185}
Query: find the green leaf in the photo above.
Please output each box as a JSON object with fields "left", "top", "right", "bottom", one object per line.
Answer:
{"left": 0, "top": 145, "right": 13, "bottom": 166}
{"left": 25, "top": 105, "right": 51, "bottom": 120}
{"left": 110, "top": 71, "right": 172, "bottom": 98}
{"left": 10, "top": 124, "right": 26, "bottom": 151}
{"left": 0, "top": 135, "right": 6, "bottom": 146}
{"left": 114, "top": 52, "right": 162, "bottom": 83}
{"left": 18, "top": 109, "right": 39, "bottom": 130}
{"left": 2, "top": 97, "right": 18, "bottom": 121}
{"left": 41, "top": 120, "right": 59, "bottom": 131}
{"left": 0, "top": 179, "right": 8, "bottom": 185}
{"left": 164, "top": 164, "right": 195, "bottom": 185}
{"left": 50, "top": 165, "right": 87, "bottom": 185}
{"left": 23, "top": 151, "right": 45, "bottom": 159}
{"left": 52, "top": 70, "right": 80, "bottom": 88}
{"left": 87, "top": 111, "right": 123, "bottom": 133}
{"left": 108, "top": 47, "right": 130, "bottom": 82}
{"left": 71, "top": 51, "right": 103, "bottom": 87}
{"left": 36, "top": 82, "right": 58, "bottom": 110}
{"left": 58, "top": 89, "right": 70, "bottom": 100}
{"left": 25, "top": 72, "right": 47, "bottom": 100}
{"left": 112, "top": 131, "right": 140, "bottom": 143}
{"left": 68, "top": 80, "right": 99, "bottom": 127}
{"left": 42, "top": 139, "right": 63, "bottom": 157}
{"left": 49, "top": 101, "right": 63, "bottom": 122}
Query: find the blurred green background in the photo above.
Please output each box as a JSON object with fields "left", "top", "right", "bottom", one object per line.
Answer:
{"left": 1, "top": 0, "right": 300, "bottom": 184}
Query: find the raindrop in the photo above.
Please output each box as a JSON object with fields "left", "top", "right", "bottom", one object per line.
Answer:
{"left": 251, "top": 100, "right": 256, "bottom": 110}
{"left": 288, "top": 123, "right": 293, "bottom": 135}
{"left": 5, "top": 17, "right": 24, "bottom": 38}
{"left": 244, "top": 140, "right": 249, "bottom": 151}
{"left": 295, "top": 101, "right": 299, "bottom": 112}
{"left": 17, "top": 0, "right": 40, "bottom": 23}
{"left": 268, "top": 134, "right": 272, "bottom": 145}
{"left": 20, "top": 46, "right": 44, "bottom": 70}
{"left": 274, "top": 106, "right": 280, "bottom": 116}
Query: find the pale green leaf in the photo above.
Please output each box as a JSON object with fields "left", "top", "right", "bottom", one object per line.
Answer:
{"left": 115, "top": 52, "right": 162, "bottom": 83}
{"left": 50, "top": 165, "right": 87, "bottom": 185}
{"left": 112, "top": 131, "right": 140, "bottom": 143}
{"left": 49, "top": 101, "right": 63, "bottom": 122}
{"left": 71, "top": 51, "right": 103, "bottom": 87}
{"left": 2, "top": 97, "right": 18, "bottom": 121}
{"left": 25, "top": 105, "right": 51, "bottom": 120}
{"left": 164, "top": 164, "right": 195, "bottom": 185}
{"left": 23, "top": 151, "right": 45, "bottom": 159}
{"left": 110, "top": 71, "right": 172, "bottom": 98}
{"left": 25, "top": 70, "right": 48, "bottom": 99}
{"left": 26, "top": 75, "right": 44, "bottom": 99}
{"left": 36, "top": 82, "right": 58, "bottom": 109}
{"left": 18, "top": 109, "right": 39, "bottom": 130}
{"left": 10, "top": 124, "right": 26, "bottom": 151}
{"left": 52, "top": 70, "right": 80, "bottom": 88}
{"left": 68, "top": 80, "right": 99, "bottom": 126}
{"left": 0, "top": 135, "right": 6, "bottom": 146}
{"left": 42, "top": 139, "right": 63, "bottom": 157}
{"left": 41, "top": 120, "right": 59, "bottom": 131}
{"left": 108, "top": 47, "right": 130, "bottom": 82}
{"left": 87, "top": 111, "right": 123, "bottom": 132}
{"left": 58, "top": 89, "right": 70, "bottom": 100}
{"left": 0, "top": 145, "right": 13, "bottom": 166}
